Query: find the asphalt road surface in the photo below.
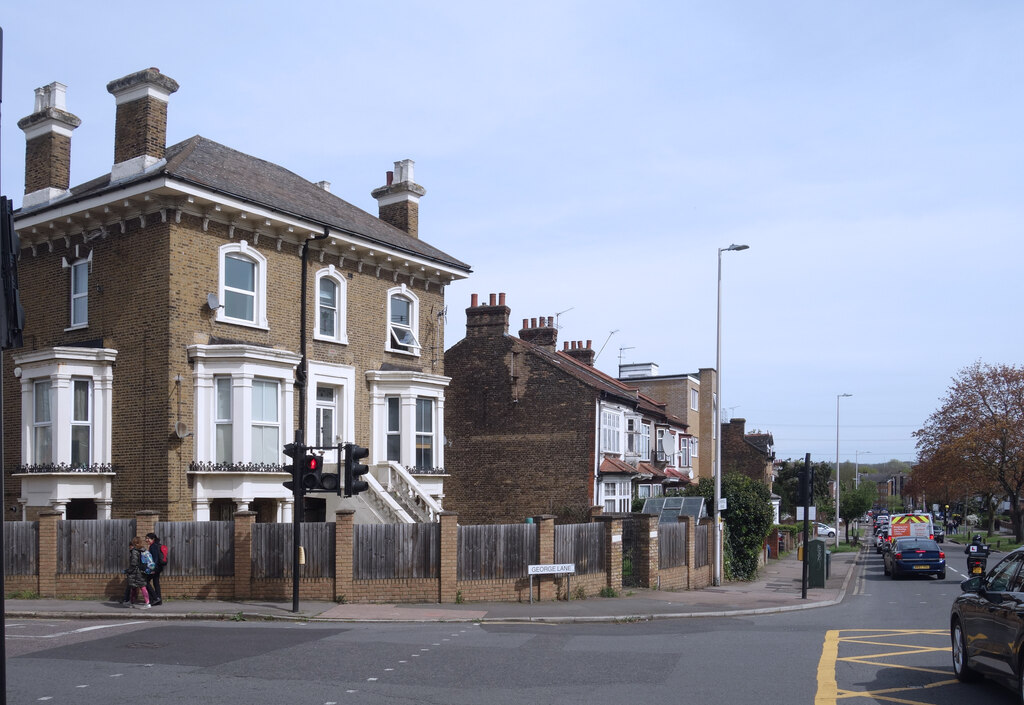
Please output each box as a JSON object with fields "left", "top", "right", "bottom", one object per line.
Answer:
{"left": 4, "top": 545, "right": 1020, "bottom": 704}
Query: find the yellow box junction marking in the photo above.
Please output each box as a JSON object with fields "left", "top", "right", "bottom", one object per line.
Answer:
{"left": 816, "top": 629, "right": 955, "bottom": 705}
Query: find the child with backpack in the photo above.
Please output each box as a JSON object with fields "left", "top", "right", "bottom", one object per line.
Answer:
{"left": 144, "top": 533, "right": 167, "bottom": 606}
{"left": 123, "top": 536, "right": 152, "bottom": 608}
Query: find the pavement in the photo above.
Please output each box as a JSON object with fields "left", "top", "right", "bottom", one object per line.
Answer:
{"left": 3, "top": 546, "right": 862, "bottom": 624}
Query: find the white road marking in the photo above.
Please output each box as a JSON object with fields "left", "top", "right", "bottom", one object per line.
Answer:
{"left": 7, "top": 621, "right": 145, "bottom": 639}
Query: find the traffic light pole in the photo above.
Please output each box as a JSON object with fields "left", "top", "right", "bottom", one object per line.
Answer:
{"left": 290, "top": 432, "right": 304, "bottom": 613}
{"left": 801, "top": 453, "right": 810, "bottom": 600}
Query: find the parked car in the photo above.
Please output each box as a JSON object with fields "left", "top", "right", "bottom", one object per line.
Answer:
{"left": 883, "top": 537, "right": 945, "bottom": 579}
{"left": 951, "top": 547, "right": 1024, "bottom": 697}
{"left": 816, "top": 523, "right": 837, "bottom": 538}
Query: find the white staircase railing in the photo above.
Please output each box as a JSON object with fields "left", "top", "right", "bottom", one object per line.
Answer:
{"left": 380, "top": 462, "right": 444, "bottom": 523}
{"left": 362, "top": 472, "right": 414, "bottom": 523}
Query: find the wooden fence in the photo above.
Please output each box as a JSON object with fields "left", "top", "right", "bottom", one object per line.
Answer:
{"left": 58, "top": 519, "right": 135, "bottom": 575}
{"left": 151, "top": 521, "right": 234, "bottom": 577}
{"left": 658, "top": 522, "right": 687, "bottom": 570}
{"left": 354, "top": 523, "right": 439, "bottom": 580}
{"left": 695, "top": 522, "right": 710, "bottom": 568}
{"left": 251, "top": 523, "right": 334, "bottom": 579}
{"left": 4, "top": 521, "right": 38, "bottom": 576}
{"left": 457, "top": 523, "right": 538, "bottom": 580}
{"left": 554, "top": 522, "right": 605, "bottom": 574}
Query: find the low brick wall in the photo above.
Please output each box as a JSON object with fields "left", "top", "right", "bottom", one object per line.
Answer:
{"left": 9, "top": 509, "right": 720, "bottom": 604}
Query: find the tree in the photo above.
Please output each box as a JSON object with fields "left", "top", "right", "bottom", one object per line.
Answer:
{"left": 839, "top": 481, "right": 875, "bottom": 543}
{"left": 685, "top": 474, "right": 773, "bottom": 581}
{"left": 915, "top": 362, "right": 1024, "bottom": 541}
{"left": 775, "top": 458, "right": 832, "bottom": 520}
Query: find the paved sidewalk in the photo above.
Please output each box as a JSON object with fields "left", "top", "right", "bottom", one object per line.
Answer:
{"left": 4, "top": 547, "right": 862, "bottom": 624}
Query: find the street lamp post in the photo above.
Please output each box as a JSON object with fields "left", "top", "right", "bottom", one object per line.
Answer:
{"left": 714, "top": 243, "right": 748, "bottom": 586}
{"left": 855, "top": 450, "right": 871, "bottom": 489}
{"left": 835, "top": 393, "right": 852, "bottom": 548}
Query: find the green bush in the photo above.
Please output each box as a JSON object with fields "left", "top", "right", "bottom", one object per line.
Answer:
{"left": 686, "top": 474, "right": 774, "bottom": 581}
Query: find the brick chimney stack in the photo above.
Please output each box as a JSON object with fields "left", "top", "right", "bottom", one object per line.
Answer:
{"left": 518, "top": 316, "right": 557, "bottom": 352}
{"left": 371, "top": 159, "right": 426, "bottom": 239}
{"left": 466, "top": 293, "right": 510, "bottom": 338}
{"left": 106, "top": 67, "right": 179, "bottom": 182}
{"left": 17, "top": 82, "right": 81, "bottom": 209}
{"left": 562, "top": 340, "right": 596, "bottom": 366}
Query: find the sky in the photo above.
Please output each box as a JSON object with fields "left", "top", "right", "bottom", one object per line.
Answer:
{"left": 2, "top": 2, "right": 1021, "bottom": 467}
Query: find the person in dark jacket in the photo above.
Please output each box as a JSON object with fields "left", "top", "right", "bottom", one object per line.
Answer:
{"left": 125, "top": 536, "right": 151, "bottom": 608}
{"left": 144, "top": 533, "right": 166, "bottom": 606}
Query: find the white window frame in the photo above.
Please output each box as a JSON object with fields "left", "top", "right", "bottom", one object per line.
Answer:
{"left": 314, "top": 265, "right": 348, "bottom": 345}
{"left": 386, "top": 396, "right": 402, "bottom": 462}
{"left": 250, "top": 379, "right": 280, "bottom": 465}
{"left": 33, "top": 380, "right": 53, "bottom": 464}
{"left": 367, "top": 369, "right": 448, "bottom": 472}
{"left": 385, "top": 284, "right": 421, "bottom": 356}
{"left": 600, "top": 409, "right": 623, "bottom": 454}
{"left": 188, "top": 344, "right": 301, "bottom": 467}
{"left": 217, "top": 241, "right": 268, "bottom": 329}
{"left": 601, "top": 478, "right": 630, "bottom": 513}
{"left": 691, "top": 388, "right": 699, "bottom": 412}
{"left": 415, "top": 397, "right": 435, "bottom": 471}
{"left": 640, "top": 422, "right": 651, "bottom": 461}
{"left": 215, "top": 377, "right": 233, "bottom": 464}
{"left": 306, "top": 361, "right": 355, "bottom": 467}
{"left": 690, "top": 437, "right": 698, "bottom": 458}
{"left": 70, "top": 379, "right": 92, "bottom": 468}
{"left": 69, "top": 258, "right": 88, "bottom": 329}
{"left": 13, "top": 347, "right": 116, "bottom": 469}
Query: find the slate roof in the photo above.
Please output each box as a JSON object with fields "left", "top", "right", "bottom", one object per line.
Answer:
{"left": 27, "top": 135, "right": 470, "bottom": 273}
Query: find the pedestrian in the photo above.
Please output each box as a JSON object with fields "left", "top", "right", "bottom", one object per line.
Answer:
{"left": 124, "top": 536, "right": 151, "bottom": 608}
{"left": 144, "top": 532, "right": 166, "bottom": 606}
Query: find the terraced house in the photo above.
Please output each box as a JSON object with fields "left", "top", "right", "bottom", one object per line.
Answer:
{"left": 3, "top": 67, "right": 470, "bottom": 524}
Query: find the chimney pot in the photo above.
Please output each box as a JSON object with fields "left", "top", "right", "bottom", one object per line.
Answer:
{"left": 499, "top": 292, "right": 506, "bottom": 306}
{"left": 586, "top": 339, "right": 592, "bottom": 349}
{"left": 563, "top": 342, "right": 569, "bottom": 351}
{"left": 489, "top": 293, "right": 497, "bottom": 306}
{"left": 547, "top": 316, "right": 554, "bottom": 327}
{"left": 522, "top": 319, "right": 529, "bottom": 329}
{"left": 386, "top": 170, "right": 394, "bottom": 186}
{"left": 530, "top": 318, "right": 537, "bottom": 328}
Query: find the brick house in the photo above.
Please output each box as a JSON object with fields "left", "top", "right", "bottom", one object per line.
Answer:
{"left": 442, "top": 294, "right": 691, "bottom": 525}
{"left": 721, "top": 417, "right": 775, "bottom": 489}
{"left": 618, "top": 363, "right": 717, "bottom": 482}
{"left": 4, "top": 68, "right": 470, "bottom": 523}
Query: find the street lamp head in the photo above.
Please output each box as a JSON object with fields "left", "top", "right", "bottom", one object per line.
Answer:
{"left": 722, "top": 244, "right": 750, "bottom": 252}
{"left": 839, "top": 393, "right": 852, "bottom": 399}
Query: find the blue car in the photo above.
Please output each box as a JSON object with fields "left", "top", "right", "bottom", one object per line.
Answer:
{"left": 883, "top": 537, "right": 946, "bottom": 579}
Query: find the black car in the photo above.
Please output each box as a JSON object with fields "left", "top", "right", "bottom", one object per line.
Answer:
{"left": 883, "top": 537, "right": 945, "bottom": 579}
{"left": 950, "top": 547, "right": 1024, "bottom": 698}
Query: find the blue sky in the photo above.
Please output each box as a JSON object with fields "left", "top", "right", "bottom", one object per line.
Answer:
{"left": 2, "top": 2, "right": 1021, "bottom": 465}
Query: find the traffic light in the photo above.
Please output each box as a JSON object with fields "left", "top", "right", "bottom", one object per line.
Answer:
{"left": 344, "top": 443, "right": 370, "bottom": 496}
{"left": 282, "top": 442, "right": 305, "bottom": 494}
{"left": 297, "top": 454, "right": 340, "bottom": 493}
{"left": 798, "top": 467, "right": 809, "bottom": 507}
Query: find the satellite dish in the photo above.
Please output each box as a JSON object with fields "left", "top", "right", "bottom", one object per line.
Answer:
{"left": 174, "top": 421, "right": 192, "bottom": 439}
{"left": 206, "top": 293, "right": 222, "bottom": 310}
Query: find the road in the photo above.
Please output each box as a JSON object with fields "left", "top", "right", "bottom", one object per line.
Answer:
{"left": 5, "top": 545, "right": 1019, "bottom": 704}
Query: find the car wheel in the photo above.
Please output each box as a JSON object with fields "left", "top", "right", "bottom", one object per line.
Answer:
{"left": 952, "top": 619, "right": 981, "bottom": 682}
{"left": 938, "top": 570, "right": 946, "bottom": 580}
{"left": 829, "top": 531, "right": 835, "bottom": 538}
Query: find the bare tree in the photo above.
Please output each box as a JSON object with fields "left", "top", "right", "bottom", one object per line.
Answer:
{"left": 915, "top": 362, "right": 1024, "bottom": 541}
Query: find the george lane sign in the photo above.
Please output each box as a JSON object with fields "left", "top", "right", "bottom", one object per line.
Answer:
{"left": 528, "top": 563, "right": 576, "bottom": 575}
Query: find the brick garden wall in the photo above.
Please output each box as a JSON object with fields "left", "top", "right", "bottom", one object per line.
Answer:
{"left": 9, "top": 510, "right": 722, "bottom": 604}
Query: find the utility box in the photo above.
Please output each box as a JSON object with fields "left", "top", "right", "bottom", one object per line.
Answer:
{"left": 807, "top": 538, "right": 828, "bottom": 588}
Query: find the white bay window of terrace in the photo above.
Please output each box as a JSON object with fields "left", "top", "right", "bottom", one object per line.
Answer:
{"left": 386, "top": 397, "right": 437, "bottom": 471}
{"left": 601, "top": 410, "right": 622, "bottom": 455}
{"left": 213, "top": 377, "right": 281, "bottom": 465}
{"left": 602, "top": 480, "right": 630, "bottom": 513}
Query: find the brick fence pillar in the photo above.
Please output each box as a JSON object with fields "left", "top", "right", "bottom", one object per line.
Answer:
{"left": 233, "top": 511, "right": 256, "bottom": 599}
{"left": 637, "top": 514, "right": 658, "bottom": 589}
{"left": 335, "top": 509, "right": 354, "bottom": 602}
{"left": 535, "top": 515, "right": 556, "bottom": 601}
{"left": 135, "top": 510, "right": 159, "bottom": 540}
{"left": 439, "top": 512, "right": 458, "bottom": 603}
{"left": 37, "top": 510, "right": 61, "bottom": 597}
{"left": 595, "top": 515, "right": 622, "bottom": 592}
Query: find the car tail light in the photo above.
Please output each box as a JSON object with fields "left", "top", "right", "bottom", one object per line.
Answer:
{"left": 894, "top": 552, "right": 902, "bottom": 560}
{"left": 929, "top": 534, "right": 934, "bottom": 539}
{"left": 939, "top": 551, "right": 945, "bottom": 559}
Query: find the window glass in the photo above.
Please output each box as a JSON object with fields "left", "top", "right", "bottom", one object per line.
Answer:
{"left": 318, "top": 279, "right": 337, "bottom": 337}
{"left": 988, "top": 555, "right": 1024, "bottom": 593}
{"left": 416, "top": 398, "right": 434, "bottom": 470}
{"left": 251, "top": 380, "right": 279, "bottom": 464}
{"left": 386, "top": 397, "right": 401, "bottom": 462}
{"left": 70, "top": 380, "right": 91, "bottom": 467}
{"left": 641, "top": 423, "right": 651, "bottom": 460}
{"left": 315, "top": 386, "right": 336, "bottom": 448}
{"left": 388, "top": 294, "right": 419, "bottom": 352}
{"left": 215, "top": 378, "right": 232, "bottom": 464}
{"left": 224, "top": 254, "right": 256, "bottom": 321}
{"left": 71, "top": 260, "right": 88, "bottom": 326}
{"left": 33, "top": 381, "right": 53, "bottom": 464}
